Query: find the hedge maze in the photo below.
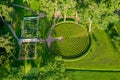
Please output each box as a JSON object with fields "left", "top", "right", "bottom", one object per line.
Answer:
{"left": 50, "top": 22, "right": 90, "bottom": 59}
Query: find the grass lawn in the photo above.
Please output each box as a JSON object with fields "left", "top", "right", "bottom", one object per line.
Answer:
{"left": 66, "top": 70, "right": 120, "bottom": 80}
{"left": 64, "top": 29, "right": 120, "bottom": 70}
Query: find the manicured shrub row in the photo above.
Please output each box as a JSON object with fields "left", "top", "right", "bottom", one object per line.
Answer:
{"left": 50, "top": 22, "right": 90, "bottom": 59}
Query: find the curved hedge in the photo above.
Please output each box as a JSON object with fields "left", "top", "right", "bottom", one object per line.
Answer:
{"left": 50, "top": 22, "right": 90, "bottom": 59}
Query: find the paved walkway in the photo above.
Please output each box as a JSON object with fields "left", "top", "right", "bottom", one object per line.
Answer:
{"left": 46, "top": 35, "right": 63, "bottom": 48}
{"left": 19, "top": 38, "right": 45, "bottom": 43}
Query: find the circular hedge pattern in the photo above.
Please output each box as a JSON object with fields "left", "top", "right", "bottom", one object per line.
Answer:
{"left": 50, "top": 22, "right": 90, "bottom": 59}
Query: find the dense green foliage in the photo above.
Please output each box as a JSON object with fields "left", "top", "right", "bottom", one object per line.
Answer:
{"left": 0, "top": 34, "right": 22, "bottom": 80}
{"left": 0, "top": 34, "right": 13, "bottom": 65}
{"left": 1, "top": 67, "right": 24, "bottom": 80}
{"left": 39, "top": 56, "right": 68, "bottom": 80}
{"left": 0, "top": 0, "right": 14, "bottom": 21}
{"left": 77, "top": 0, "right": 120, "bottom": 31}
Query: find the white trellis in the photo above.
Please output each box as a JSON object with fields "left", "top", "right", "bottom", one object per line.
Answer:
{"left": 18, "top": 16, "right": 44, "bottom": 60}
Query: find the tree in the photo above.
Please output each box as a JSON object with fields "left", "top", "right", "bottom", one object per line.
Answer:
{"left": 0, "top": 33, "right": 15, "bottom": 65}
{"left": 0, "top": 66, "right": 24, "bottom": 80}
{"left": 39, "top": 56, "right": 68, "bottom": 80}
{"left": 0, "top": 2, "right": 14, "bottom": 21}
{"left": 23, "top": 0, "right": 55, "bottom": 21}
{"left": 60, "top": 0, "right": 76, "bottom": 21}
{"left": 0, "top": 33, "right": 17, "bottom": 79}
{"left": 77, "top": 0, "right": 120, "bottom": 32}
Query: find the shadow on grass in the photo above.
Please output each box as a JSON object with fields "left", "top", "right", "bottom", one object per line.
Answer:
{"left": 66, "top": 69, "right": 120, "bottom": 72}
{"left": 91, "top": 32, "right": 97, "bottom": 42}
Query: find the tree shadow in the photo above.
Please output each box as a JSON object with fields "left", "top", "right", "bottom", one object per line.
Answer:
{"left": 91, "top": 32, "right": 97, "bottom": 42}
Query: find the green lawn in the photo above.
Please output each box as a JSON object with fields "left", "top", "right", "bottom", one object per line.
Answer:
{"left": 66, "top": 70, "right": 120, "bottom": 80}
{"left": 64, "top": 29, "right": 120, "bottom": 70}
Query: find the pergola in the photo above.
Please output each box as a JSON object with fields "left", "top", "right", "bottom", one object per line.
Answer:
{"left": 18, "top": 16, "right": 43, "bottom": 60}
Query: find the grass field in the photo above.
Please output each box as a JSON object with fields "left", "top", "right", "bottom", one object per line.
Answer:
{"left": 64, "top": 29, "right": 120, "bottom": 70}
{"left": 66, "top": 70, "right": 120, "bottom": 80}
{"left": 64, "top": 28, "right": 120, "bottom": 80}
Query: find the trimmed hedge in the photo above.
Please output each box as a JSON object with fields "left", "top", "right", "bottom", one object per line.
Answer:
{"left": 50, "top": 22, "right": 90, "bottom": 59}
